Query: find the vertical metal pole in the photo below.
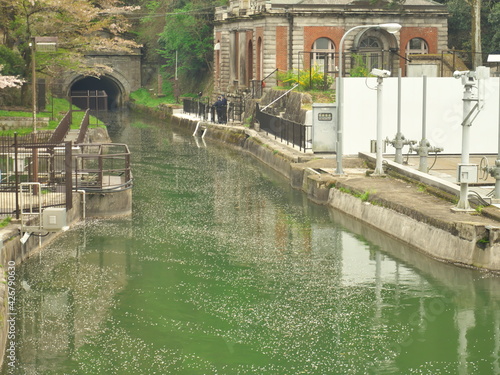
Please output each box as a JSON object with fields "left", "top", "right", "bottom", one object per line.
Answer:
{"left": 32, "top": 42, "right": 37, "bottom": 133}
{"left": 456, "top": 79, "right": 474, "bottom": 210}
{"left": 495, "top": 76, "right": 500, "bottom": 199}
{"left": 374, "top": 76, "right": 384, "bottom": 175}
{"left": 418, "top": 75, "right": 429, "bottom": 173}
{"left": 65, "top": 141, "right": 73, "bottom": 210}
{"left": 395, "top": 68, "right": 403, "bottom": 164}
{"left": 14, "top": 133, "right": 20, "bottom": 220}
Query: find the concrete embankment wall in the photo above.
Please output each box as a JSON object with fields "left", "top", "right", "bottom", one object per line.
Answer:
{"left": 171, "top": 115, "right": 500, "bottom": 272}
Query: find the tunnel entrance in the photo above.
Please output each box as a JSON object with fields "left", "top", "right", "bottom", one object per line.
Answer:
{"left": 70, "top": 76, "right": 122, "bottom": 109}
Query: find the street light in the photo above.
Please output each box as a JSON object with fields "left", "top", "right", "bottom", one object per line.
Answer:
{"left": 30, "top": 36, "right": 57, "bottom": 193}
{"left": 336, "top": 23, "right": 401, "bottom": 174}
{"left": 30, "top": 37, "right": 58, "bottom": 133}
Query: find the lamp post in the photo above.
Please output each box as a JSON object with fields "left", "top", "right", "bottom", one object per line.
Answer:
{"left": 336, "top": 23, "right": 401, "bottom": 174}
{"left": 29, "top": 37, "right": 58, "bottom": 193}
{"left": 30, "top": 37, "right": 58, "bottom": 133}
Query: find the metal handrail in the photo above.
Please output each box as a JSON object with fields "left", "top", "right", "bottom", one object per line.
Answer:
{"left": 260, "top": 84, "right": 299, "bottom": 111}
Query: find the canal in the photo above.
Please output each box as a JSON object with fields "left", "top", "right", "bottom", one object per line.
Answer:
{"left": 4, "top": 111, "right": 500, "bottom": 374}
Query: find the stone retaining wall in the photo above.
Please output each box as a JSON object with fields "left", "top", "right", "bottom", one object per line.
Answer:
{"left": 0, "top": 117, "right": 50, "bottom": 130}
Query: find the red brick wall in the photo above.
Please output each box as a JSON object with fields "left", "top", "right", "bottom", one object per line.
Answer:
{"left": 400, "top": 27, "right": 439, "bottom": 75}
{"left": 400, "top": 27, "right": 439, "bottom": 55}
{"left": 303, "top": 26, "right": 345, "bottom": 69}
{"left": 276, "top": 26, "right": 288, "bottom": 72}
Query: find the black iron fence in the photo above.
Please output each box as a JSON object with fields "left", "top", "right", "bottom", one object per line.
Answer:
{"left": 255, "top": 104, "right": 311, "bottom": 152}
{"left": 227, "top": 96, "right": 244, "bottom": 123}
{"left": 183, "top": 97, "right": 245, "bottom": 124}
{"left": 182, "top": 98, "right": 210, "bottom": 120}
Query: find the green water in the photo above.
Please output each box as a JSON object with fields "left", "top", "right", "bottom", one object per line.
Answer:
{"left": 4, "top": 112, "right": 500, "bottom": 374}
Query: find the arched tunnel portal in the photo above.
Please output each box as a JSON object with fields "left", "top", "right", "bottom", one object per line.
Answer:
{"left": 70, "top": 75, "right": 125, "bottom": 110}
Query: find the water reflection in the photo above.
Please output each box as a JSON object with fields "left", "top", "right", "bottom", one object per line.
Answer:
{"left": 5, "top": 112, "right": 500, "bottom": 374}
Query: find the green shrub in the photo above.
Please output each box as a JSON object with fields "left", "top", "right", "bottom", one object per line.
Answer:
{"left": 278, "top": 67, "right": 334, "bottom": 90}
{"left": 350, "top": 54, "right": 370, "bottom": 77}
{"left": 0, "top": 46, "right": 24, "bottom": 76}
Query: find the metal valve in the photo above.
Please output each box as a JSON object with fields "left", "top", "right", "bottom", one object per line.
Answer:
{"left": 385, "top": 134, "right": 416, "bottom": 164}
{"left": 409, "top": 140, "right": 443, "bottom": 173}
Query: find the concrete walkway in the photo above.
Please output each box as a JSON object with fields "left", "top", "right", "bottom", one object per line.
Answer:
{"left": 172, "top": 109, "right": 500, "bottom": 271}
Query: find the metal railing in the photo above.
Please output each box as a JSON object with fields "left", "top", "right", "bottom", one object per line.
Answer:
{"left": 183, "top": 97, "right": 245, "bottom": 124}
{"left": 182, "top": 98, "right": 209, "bottom": 120}
{"left": 71, "top": 90, "right": 108, "bottom": 111}
{"left": 75, "top": 109, "right": 90, "bottom": 144}
{"left": 255, "top": 104, "right": 311, "bottom": 152}
{"left": 48, "top": 111, "right": 71, "bottom": 144}
{"left": 0, "top": 135, "right": 133, "bottom": 219}
{"left": 73, "top": 143, "right": 132, "bottom": 192}
{"left": 0, "top": 134, "right": 72, "bottom": 219}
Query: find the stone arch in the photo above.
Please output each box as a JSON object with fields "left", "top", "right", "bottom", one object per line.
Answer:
{"left": 64, "top": 71, "right": 129, "bottom": 109}
{"left": 352, "top": 28, "right": 399, "bottom": 72}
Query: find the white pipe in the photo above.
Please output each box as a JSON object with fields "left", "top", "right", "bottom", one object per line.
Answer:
{"left": 77, "top": 190, "right": 86, "bottom": 220}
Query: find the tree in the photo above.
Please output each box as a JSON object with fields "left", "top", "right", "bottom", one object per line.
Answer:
{"left": 135, "top": 0, "right": 218, "bottom": 92}
{"left": 467, "top": 0, "right": 482, "bottom": 68}
{"left": 0, "top": 65, "right": 24, "bottom": 89}
{"left": 157, "top": 3, "right": 215, "bottom": 77}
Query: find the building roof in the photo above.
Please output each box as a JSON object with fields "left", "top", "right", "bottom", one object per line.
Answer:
{"left": 270, "top": 0, "right": 444, "bottom": 7}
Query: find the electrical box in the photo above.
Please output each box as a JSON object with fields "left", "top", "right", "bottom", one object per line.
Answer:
{"left": 312, "top": 103, "right": 337, "bottom": 153}
{"left": 42, "top": 207, "right": 67, "bottom": 230}
{"left": 457, "top": 164, "right": 478, "bottom": 184}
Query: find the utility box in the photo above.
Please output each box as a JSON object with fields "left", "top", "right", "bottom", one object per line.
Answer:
{"left": 457, "top": 164, "right": 478, "bottom": 184}
{"left": 42, "top": 207, "right": 67, "bottom": 230}
{"left": 312, "top": 103, "right": 337, "bottom": 153}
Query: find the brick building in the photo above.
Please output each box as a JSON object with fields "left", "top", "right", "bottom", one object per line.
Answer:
{"left": 213, "top": 0, "right": 448, "bottom": 96}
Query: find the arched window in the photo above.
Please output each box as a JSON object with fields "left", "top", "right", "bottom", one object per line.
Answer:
{"left": 360, "top": 36, "right": 382, "bottom": 49}
{"left": 406, "top": 38, "right": 429, "bottom": 55}
{"left": 257, "top": 37, "right": 263, "bottom": 81}
{"left": 312, "top": 37, "right": 335, "bottom": 74}
{"left": 359, "top": 36, "right": 383, "bottom": 71}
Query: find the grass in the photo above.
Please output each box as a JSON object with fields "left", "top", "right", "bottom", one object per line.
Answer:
{"left": 0, "top": 217, "right": 11, "bottom": 229}
{"left": 0, "top": 97, "right": 103, "bottom": 136}
{"left": 337, "top": 186, "right": 374, "bottom": 202}
{"left": 130, "top": 88, "right": 176, "bottom": 108}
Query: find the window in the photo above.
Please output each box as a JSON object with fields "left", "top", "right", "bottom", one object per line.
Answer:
{"left": 312, "top": 38, "right": 335, "bottom": 74}
{"left": 358, "top": 36, "right": 383, "bottom": 71}
{"left": 407, "top": 38, "right": 429, "bottom": 55}
{"left": 360, "top": 36, "right": 381, "bottom": 49}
